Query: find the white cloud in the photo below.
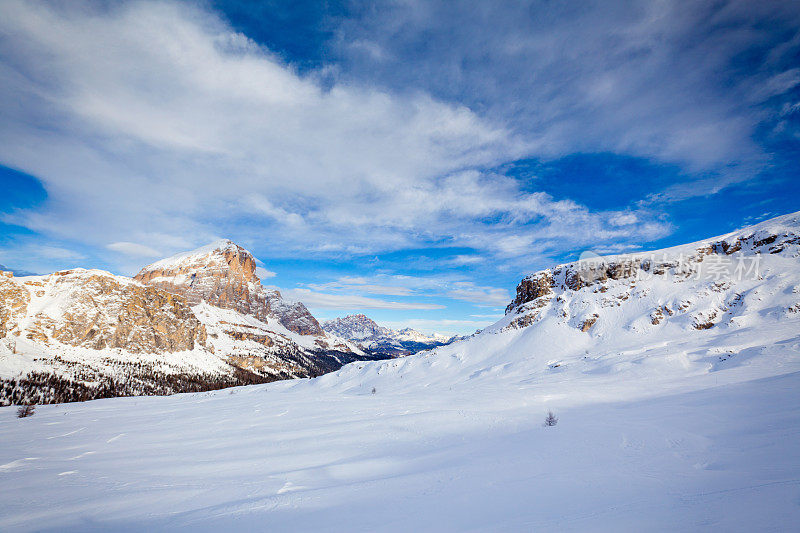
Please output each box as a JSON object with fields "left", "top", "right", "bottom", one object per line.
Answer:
{"left": 282, "top": 288, "right": 445, "bottom": 310}
{"left": 335, "top": 0, "right": 800, "bottom": 176}
{"left": 446, "top": 282, "right": 510, "bottom": 306}
{"left": 106, "top": 241, "right": 161, "bottom": 257}
{"left": 255, "top": 266, "right": 276, "bottom": 279}
{"left": 0, "top": 0, "right": 673, "bottom": 272}
{"left": 31, "top": 245, "right": 84, "bottom": 260}
{"left": 308, "top": 277, "right": 415, "bottom": 296}
{"left": 303, "top": 273, "right": 511, "bottom": 306}
{"left": 245, "top": 195, "right": 305, "bottom": 228}
{"left": 609, "top": 213, "right": 638, "bottom": 227}
{"left": 448, "top": 255, "right": 484, "bottom": 266}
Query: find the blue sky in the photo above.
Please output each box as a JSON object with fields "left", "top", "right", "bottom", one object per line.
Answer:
{"left": 0, "top": 0, "right": 799, "bottom": 334}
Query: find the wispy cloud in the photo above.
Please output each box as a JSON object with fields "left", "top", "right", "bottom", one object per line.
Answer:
{"left": 303, "top": 273, "right": 510, "bottom": 306}
{"left": 281, "top": 288, "right": 444, "bottom": 310}
{"left": 308, "top": 277, "right": 415, "bottom": 297}
{"left": 446, "top": 282, "right": 509, "bottom": 306}
{"left": 106, "top": 242, "right": 161, "bottom": 258}
{"left": 255, "top": 266, "right": 276, "bottom": 279}
{"left": 0, "top": 242, "right": 85, "bottom": 273}
{"left": 334, "top": 0, "right": 800, "bottom": 180}
{"left": 0, "top": 0, "right": 675, "bottom": 272}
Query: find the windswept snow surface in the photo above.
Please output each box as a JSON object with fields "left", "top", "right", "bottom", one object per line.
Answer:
{"left": 2, "top": 213, "right": 800, "bottom": 530}
{"left": 1, "top": 318, "right": 799, "bottom": 531}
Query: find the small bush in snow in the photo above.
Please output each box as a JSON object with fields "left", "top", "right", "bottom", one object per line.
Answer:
{"left": 543, "top": 411, "right": 558, "bottom": 427}
{"left": 17, "top": 404, "right": 35, "bottom": 418}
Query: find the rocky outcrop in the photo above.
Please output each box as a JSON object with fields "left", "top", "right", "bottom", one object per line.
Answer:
{"left": 505, "top": 272, "right": 554, "bottom": 314}
{"left": 135, "top": 241, "right": 260, "bottom": 314}
{"left": 580, "top": 314, "right": 599, "bottom": 332}
{"left": 0, "top": 271, "right": 30, "bottom": 340}
{"left": 501, "top": 211, "right": 800, "bottom": 336}
{"left": 134, "top": 240, "right": 324, "bottom": 336}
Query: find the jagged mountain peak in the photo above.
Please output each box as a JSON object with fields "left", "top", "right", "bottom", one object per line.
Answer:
{"left": 138, "top": 239, "right": 259, "bottom": 282}
{"left": 323, "top": 313, "right": 458, "bottom": 355}
{"left": 134, "top": 242, "right": 325, "bottom": 336}
{"left": 322, "top": 314, "right": 393, "bottom": 340}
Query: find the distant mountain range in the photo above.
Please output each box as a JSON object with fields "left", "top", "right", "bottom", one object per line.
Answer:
{"left": 322, "top": 314, "right": 462, "bottom": 356}
{"left": 0, "top": 264, "right": 37, "bottom": 277}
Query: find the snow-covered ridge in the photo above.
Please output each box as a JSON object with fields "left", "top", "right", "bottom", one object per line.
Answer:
{"left": 505, "top": 211, "right": 800, "bottom": 318}
{"left": 394, "top": 327, "right": 453, "bottom": 344}
{"left": 0, "top": 242, "right": 383, "bottom": 404}
{"left": 310, "top": 210, "right": 800, "bottom": 406}
{"left": 140, "top": 239, "right": 241, "bottom": 271}
{"left": 501, "top": 213, "right": 800, "bottom": 325}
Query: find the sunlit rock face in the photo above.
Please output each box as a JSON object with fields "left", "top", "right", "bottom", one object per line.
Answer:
{"left": 0, "top": 269, "right": 205, "bottom": 353}
{"left": 134, "top": 240, "right": 324, "bottom": 336}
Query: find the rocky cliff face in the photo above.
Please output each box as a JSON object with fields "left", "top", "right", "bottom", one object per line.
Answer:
{"left": 134, "top": 240, "right": 324, "bottom": 336}
{"left": 1, "top": 269, "right": 206, "bottom": 352}
{"left": 505, "top": 272, "right": 554, "bottom": 314}
{"left": 0, "top": 268, "right": 250, "bottom": 405}
{"left": 262, "top": 293, "right": 323, "bottom": 336}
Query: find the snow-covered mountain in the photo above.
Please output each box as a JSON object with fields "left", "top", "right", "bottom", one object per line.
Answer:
{"left": 0, "top": 241, "right": 386, "bottom": 404}
{"left": 322, "top": 314, "right": 394, "bottom": 340}
{"left": 3, "top": 212, "right": 799, "bottom": 531}
{"left": 134, "top": 240, "right": 324, "bottom": 336}
{"left": 312, "top": 211, "right": 800, "bottom": 397}
{"left": 322, "top": 314, "right": 459, "bottom": 355}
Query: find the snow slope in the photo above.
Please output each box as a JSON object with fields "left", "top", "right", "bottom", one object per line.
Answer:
{"left": 1, "top": 358, "right": 798, "bottom": 531}
{"left": 1, "top": 212, "right": 799, "bottom": 530}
